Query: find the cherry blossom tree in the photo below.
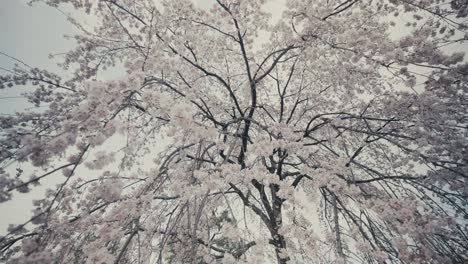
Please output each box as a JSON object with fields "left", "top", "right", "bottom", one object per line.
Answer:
{"left": 1, "top": 0, "right": 467, "bottom": 263}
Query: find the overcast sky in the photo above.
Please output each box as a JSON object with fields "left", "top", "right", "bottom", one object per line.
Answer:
{"left": 0, "top": 0, "right": 78, "bottom": 115}
{"left": 0, "top": 1, "right": 76, "bottom": 232}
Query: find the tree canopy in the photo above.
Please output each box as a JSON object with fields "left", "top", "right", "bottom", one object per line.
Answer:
{"left": 1, "top": 0, "right": 467, "bottom": 263}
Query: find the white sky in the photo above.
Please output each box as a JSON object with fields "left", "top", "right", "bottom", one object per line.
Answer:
{"left": 0, "top": 0, "right": 78, "bottom": 115}
{"left": 0, "top": 0, "right": 79, "bottom": 232}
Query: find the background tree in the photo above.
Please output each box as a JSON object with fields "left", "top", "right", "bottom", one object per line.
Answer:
{"left": 1, "top": 0, "right": 467, "bottom": 263}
